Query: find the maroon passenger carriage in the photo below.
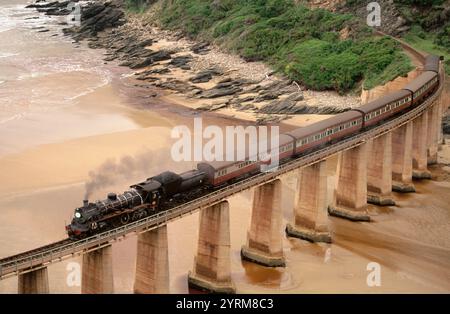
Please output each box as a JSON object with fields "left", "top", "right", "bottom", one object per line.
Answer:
{"left": 287, "top": 111, "right": 363, "bottom": 155}
{"left": 197, "top": 134, "right": 295, "bottom": 186}
{"left": 403, "top": 71, "right": 439, "bottom": 106}
{"left": 355, "top": 90, "right": 412, "bottom": 128}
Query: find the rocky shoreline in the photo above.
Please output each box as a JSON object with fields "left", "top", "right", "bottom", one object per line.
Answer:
{"left": 24, "top": 0, "right": 364, "bottom": 125}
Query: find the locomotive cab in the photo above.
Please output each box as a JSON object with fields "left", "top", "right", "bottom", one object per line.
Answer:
{"left": 131, "top": 179, "right": 162, "bottom": 210}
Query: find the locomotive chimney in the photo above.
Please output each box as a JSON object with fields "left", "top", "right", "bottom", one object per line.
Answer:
{"left": 83, "top": 199, "right": 88, "bottom": 208}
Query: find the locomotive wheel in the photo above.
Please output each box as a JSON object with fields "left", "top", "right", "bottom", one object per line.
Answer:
{"left": 111, "top": 217, "right": 122, "bottom": 228}
{"left": 132, "top": 209, "right": 148, "bottom": 221}
{"left": 90, "top": 222, "right": 98, "bottom": 231}
{"left": 120, "top": 213, "right": 130, "bottom": 225}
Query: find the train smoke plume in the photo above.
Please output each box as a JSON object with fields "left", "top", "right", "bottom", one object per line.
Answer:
{"left": 84, "top": 150, "right": 188, "bottom": 199}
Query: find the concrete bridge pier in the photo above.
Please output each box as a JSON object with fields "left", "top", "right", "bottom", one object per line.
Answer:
{"left": 81, "top": 244, "right": 114, "bottom": 294}
{"left": 427, "top": 104, "right": 439, "bottom": 165}
{"left": 188, "top": 201, "right": 235, "bottom": 294}
{"left": 367, "top": 133, "right": 395, "bottom": 206}
{"left": 412, "top": 111, "right": 432, "bottom": 179}
{"left": 392, "top": 122, "right": 415, "bottom": 192}
{"left": 286, "top": 160, "right": 331, "bottom": 243}
{"left": 241, "top": 179, "right": 286, "bottom": 267}
{"left": 328, "top": 143, "right": 370, "bottom": 221}
{"left": 134, "top": 226, "right": 169, "bottom": 294}
{"left": 437, "top": 93, "right": 445, "bottom": 146}
{"left": 18, "top": 267, "right": 49, "bottom": 294}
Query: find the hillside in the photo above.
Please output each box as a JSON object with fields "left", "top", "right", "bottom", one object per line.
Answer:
{"left": 125, "top": 0, "right": 414, "bottom": 94}
{"left": 314, "top": 0, "right": 450, "bottom": 74}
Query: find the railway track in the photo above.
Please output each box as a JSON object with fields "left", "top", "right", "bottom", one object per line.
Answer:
{"left": 0, "top": 239, "right": 72, "bottom": 268}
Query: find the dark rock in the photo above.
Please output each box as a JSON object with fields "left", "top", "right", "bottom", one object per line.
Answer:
{"left": 198, "top": 102, "right": 228, "bottom": 111}
{"left": 201, "top": 86, "right": 243, "bottom": 98}
{"left": 214, "top": 81, "right": 234, "bottom": 89}
{"left": 128, "top": 50, "right": 171, "bottom": 69}
{"left": 255, "top": 92, "right": 281, "bottom": 102}
{"left": 285, "top": 92, "right": 304, "bottom": 102}
{"left": 138, "top": 38, "right": 153, "bottom": 47}
{"left": 189, "top": 68, "right": 222, "bottom": 84}
{"left": 104, "top": 55, "right": 118, "bottom": 62}
{"left": 44, "top": 8, "right": 71, "bottom": 15}
{"left": 129, "top": 58, "right": 154, "bottom": 69}
{"left": 170, "top": 55, "right": 193, "bottom": 67}
{"left": 191, "top": 42, "right": 210, "bottom": 54}
{"left": 26, "top": 1, "right": 59, "bottom": 9}
{"left": 155, "top": 79, "right": 194, "bottom": 93}
{"left": 149, "top": 50, "right": 172, "bottom": 62}
{"left": 237, "top": 96, "right": 256, "bottom": 103}
{"left": 136, "top": 68, "right": 171, "bottom": 78}
{"left": 61, "top": 2, "right": 125, "bottom": 40}
{"left": 142, "top": 92, "right": 158, "bottom": 98}
{"left": 81, "top": 3, "right": 106, "bottom": 20}
{"left": 190, "top": 72, "right": 213, "bottom": 83}
{"left": 259, "top": 99, "right": 297, "bottom": 114}
{"left": 136, "top": 76, "right": 159, "bottom": 82}
{"left": 238, "top": 103, "right": 256, "bottom": 111}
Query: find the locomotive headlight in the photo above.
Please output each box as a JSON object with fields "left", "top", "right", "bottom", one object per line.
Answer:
{"left": 75, "top": 212, "right": 81, "bottom": 219}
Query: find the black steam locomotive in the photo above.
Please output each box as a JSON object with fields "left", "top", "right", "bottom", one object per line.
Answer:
{"left": 66, "top": 170, "right": 207, "bottom": 238}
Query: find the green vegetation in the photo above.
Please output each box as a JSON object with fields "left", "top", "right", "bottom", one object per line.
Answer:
{"left": 393, "top": 0, "right": 450, "bottom": 74}
{"left": 156, "top": 0, "right": 412, "bottom": 93}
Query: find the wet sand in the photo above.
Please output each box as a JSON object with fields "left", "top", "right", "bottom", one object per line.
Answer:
{"left": 0, "top": 0, "right": 449, "bottom": 294}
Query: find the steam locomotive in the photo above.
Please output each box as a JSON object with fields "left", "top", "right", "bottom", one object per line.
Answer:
{"left": 66, "top": 55, "right": 441, "bottom": 239}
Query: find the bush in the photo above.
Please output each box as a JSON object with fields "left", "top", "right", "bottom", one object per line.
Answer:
{"left": 435, "top": 24, "right": 450, "bottom": 52}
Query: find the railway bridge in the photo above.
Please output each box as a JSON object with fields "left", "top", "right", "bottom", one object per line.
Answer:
{"left": 0, "top": 43, "right": 448, "bottom": 294}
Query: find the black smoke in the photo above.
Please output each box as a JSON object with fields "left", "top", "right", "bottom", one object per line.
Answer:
{"left": 84, "top": 150, "right": 190, "bottom": 199}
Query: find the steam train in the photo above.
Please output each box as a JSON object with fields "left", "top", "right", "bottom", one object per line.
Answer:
{"left": 66, "top": 55, "right": 441, "bottom": 239}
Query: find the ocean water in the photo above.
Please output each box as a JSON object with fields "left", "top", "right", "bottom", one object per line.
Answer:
{"left": 0, "top": 0, "right": 142, "bottom": 155}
